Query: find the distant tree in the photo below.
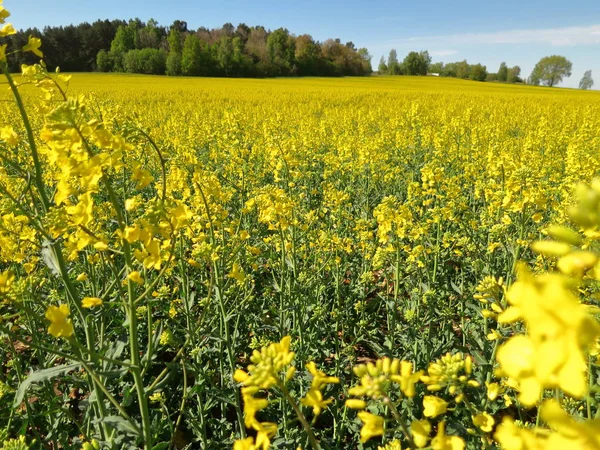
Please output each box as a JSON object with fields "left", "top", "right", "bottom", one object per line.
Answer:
{"left": 235, "top": 23, "right": 251, "bottom": 42}
{"left": 231, "top": 36, "right": 252, "bottom": 76}
{"left": 110, "top": 22, "right": 137, "bottom": 54}
{"left": 166, "top": 26, "right": 183, "bottom": 75}
{"left": 441, "top": 62, "right": 457, "bottom": 77}
{"left": 357, "top": 48, "right": 372, "bottom": 74}
{"left": 529, "top": 55, "right": 572, "bottom": 87}
{"left": 497, "top": 62, "right": 508, "bottom": 82}
{"left": 455, "top": 60, "right": 470, "bottom": 79}
{"left": 246, "top": 26, "right": 270, "bottom": 75}
{"left": 122, "top": 48, "right": 166, "bottom": 74}
{"left": 387, "top": 49, "right": 401, "bottom": 75}
{"left": 507, "top": 66, "right": 521, "bottom": 83}
{"left": 181, "top": 34, "right": 203, "bottom": 76}
{"left": 470, "top": 63, "right": 487, "bottom": 81}
{"left": 136, "top": 18, "right": 162, "bottom": 49}
{"left": 109, "top": 21, "right": 139, "bottom": 71}
{"left": 579, "top": 70, "right": 594, "bottom": 90}
{"left": 170, "top": 20, "right": 188, "bottom": 34}
{"left": 295, "top": 34, "right": 321, "bottom": 75}
{"left": 402, "top": 50, "right": 430, "bottom": 75}
{"left": 266, "top": 28, "right": 296, "bottom": 75}
{"left": 96, "top": 49, "right": 112, "bottom": 72}
{"left": 378, "top": 56, "right": 388, "bottom": 74}
{"left": 429, "top": 61, "right": 444, "bottom": 74}
{"left": 487, "top": 72, "right": 498, "bottom": 82}
{"left": 216, "top": 36, "right": 235, "bottom": 76}
{"left": 221, "top": 22, "right": 235, "bottom": 37}
{"left": 321, "top": 39, "right": 347, "bottom": 76}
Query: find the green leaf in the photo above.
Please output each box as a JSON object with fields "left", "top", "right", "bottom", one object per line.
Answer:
{"left": 13, "top": 363, "right": 80, "bottom": 407}
{"left": 93, "top": 415, "right": 140, "bottom": 437}
{"left": 151, "top": 443, "right": 170, "bottom": 450}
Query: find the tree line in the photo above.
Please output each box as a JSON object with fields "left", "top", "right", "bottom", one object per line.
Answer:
{"left": 379, "top": 49, "right": 595, "bottom": 90}
{"left": 7, "top": 19, "right": 372, "bottom": 77}
{"left": 377, "top": 49, "right": 522, "bottom": 83}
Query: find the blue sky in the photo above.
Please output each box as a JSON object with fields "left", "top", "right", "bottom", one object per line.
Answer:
{"left": 8, "top": 0, "right": 600, "bottom": 88}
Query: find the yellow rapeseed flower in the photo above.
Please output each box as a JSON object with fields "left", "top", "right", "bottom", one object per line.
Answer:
{"left": 423, "top": 395, "right": 448, "bottom": 418}
{"left": 411, "top": 419, "right": 432, "bottom": 448}
{"left": 234, "top": 336, "right": 295, "bottom": 389}
{"left": 357, "top": 411, "right": 384, "bottom": 443}
{"left": 22, "top": 36, "right": 43, "bottom": 58}
{"left": 45, "top": 304, "right": 74, "bottom": 338}
{"left": 81, "top": 297, "right": 102, "bottom": 308}
{"left": 472, "top": 412, "right": 494, "bottom": 433}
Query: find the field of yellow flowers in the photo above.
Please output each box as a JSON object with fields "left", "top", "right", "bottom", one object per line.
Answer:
{"left": 3, "top": 14, "right": 600, "bottom": 450}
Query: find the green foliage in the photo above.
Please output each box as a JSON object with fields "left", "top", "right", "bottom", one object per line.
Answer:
{"left": 165, "top": 51, "right": 182, "bottom": 76}
{"left": 378, "top": 56, "right": 388, "bottom": 74}
{"left": 96, "top": 49, "right": 112, "bottom": 72}
{"left": 470, "top": 63, "right": 488, "bottom": 82}
{"left": 429, "top": 61, "right": 443, "bottom": 74}
{"left": 529, "top": 55, "right": 572, "bottom": 87}
{"left": 402, "top": 50, "right": 430, "bottom": 76}
{"left": 506, "top": 65, "right": 522, "bottom": 83}
{"left": 110, "top": 22, "right": 137, "bottom": 54}
{"left": 266, "top": 28, "right": 296, "bottom": 76}
{"left": 387, "top": 49, "right": 402, "bottom": 75}
{"left": 295, "top": 34, "right": 322, "bottom": 76}
{"left": 122, "top": 48, "right": 167, "bottom": 75}
{"left": 580, "top": 70, "right": 594, "bottom": 90}
{"left": 181, "top": 34, "right": 203, "bottom": 76}
{"left": 497, "top": 62, "right": 508, "bottom": 82}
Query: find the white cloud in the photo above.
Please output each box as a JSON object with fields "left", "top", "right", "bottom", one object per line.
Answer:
{"left": 428, "top": 49, "right": 458, "bottom": 57}
{"left": 393, "top": 24, "right": 600, "bottom": 47}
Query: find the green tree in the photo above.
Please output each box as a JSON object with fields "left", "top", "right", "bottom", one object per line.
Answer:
{"left": 441, "top": 62, "right": 457, "bottom": 77}
{"left": 217, "top": 36, "right": 234, "bottom": 76}
{"left": 357, "top": 48, "right": 372, "bottom": 74}
{"left": 96, "top": 49, "right": 112, "bottom": 72}
{"left": 387, "top": 49, "right": 401, "bottom": 75}
{"left": 455, "top": 60, "right": 470, "bottom": 79}
{"left": 529, "top": 55, "right": 572, "bottom": 87}
{"left": 266, "top": 28, "right": 296, "bottom": 75}
{"left": 402, "top": 50, "right": 430, "bottom": 75}
{"left": 137, "top": 18, "right": 162, "bottom": 49}
{"left": 295, "top": 34, "right": 321, "bottom": 76}
{"left": 470, "top": 63, "right": 487, "bottom": 81}
{"left": 429, "top": 61, "right": 443, "bottom": 74}
{"left": 110, "top": 22, "right": 137, "bottom": 54}
{"left": 497, "top": 62, "right": 508, "bottom": 82}
{"left": 579, "top": 70, "right": 594, "bottom": 90}
{"left": 166, "top": 27, "right": 183, "bottom": 76}
{"left": 122, "top": 48, "right": 166, "bottom": 74}
{"left": 378, "top": 56, "right": 388, "bottom": 74}
{"left": 181, "top": 34, "right": 202, "bottom": 76}
{"left": 507, "top": 66, "right": 521, "bottom": 83}
{"left": 109, "top": 21, "right": 138, "bottom": 71}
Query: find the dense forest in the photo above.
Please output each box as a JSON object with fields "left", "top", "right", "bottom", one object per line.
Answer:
{"left": 6, "top": 19, "right": 373, "bottom": 77}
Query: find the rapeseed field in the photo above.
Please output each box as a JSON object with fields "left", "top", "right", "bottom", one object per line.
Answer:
{"left": 3, "top": 30, "right": 600, "bottom": 450}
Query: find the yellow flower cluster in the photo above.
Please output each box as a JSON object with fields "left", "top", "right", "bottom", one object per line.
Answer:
{"left": 234, "top": 336, "right": 295, "bottom": 389}
{"left": 233, "top": 337, "right": 338, "bottom": 449}
{"left": 497, "top": 269, "right": 599, "bottom": 405}
{"left": 421, "top": 353, "right": 479, "bottom": 397}
{"left": 346, "top": 357, "right": 422, "bottom": 405}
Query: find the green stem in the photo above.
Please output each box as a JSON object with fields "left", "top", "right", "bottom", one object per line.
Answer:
{"left": 1, "top": 64, "right": 51, "bottom": 211}
{"left": 385, "top": 397, "right": 415, "bottom": 450}
{"left": 278, "top": 381, "right": 320, "bottom": 450}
